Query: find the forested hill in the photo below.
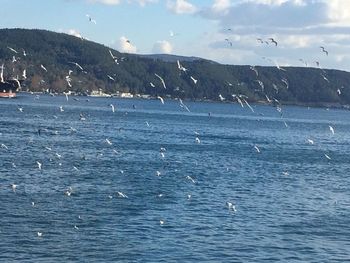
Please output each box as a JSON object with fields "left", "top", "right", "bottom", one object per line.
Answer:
{"left": 1, "top": 28, "right": 350, "bottom": 106}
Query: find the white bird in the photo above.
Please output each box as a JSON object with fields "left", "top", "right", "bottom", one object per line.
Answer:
{"left": 219, "top": 94, "right": 225, "bottom": 101}
{"left": 36, "top": 161, "right": 42, "bottom": 170}
{"left": 145, "top": 121, "right": 150, "bottom": 127}
{"left": 86, "top": 14, "right": 97, "bottom": 24}
{"left": 150, "top": 82, "right": 155, "bottom": 88}
{"left": 59, "top": 106, "right": 64, "bottom": 112}
{"left": 281, "top": 78, "right": 289, "bottom": 89}
{"left": 22, "top": 49, "right": 27, "bottom": 56}
{"left": 255, "top": 80, "right": 264, "bottom": 92}
{"left": 110, "top": 104, "right": 115, "bottom": 113}
{"left": 179, "top": 98, "right": 190, "bottom": 112}
{"left": 40, "top": 64, "right": 47, "bottom": 72}
{"left": 250, "top": 66, "right": 258, "bottom": 77}
{"left": 1, "top": 143, "right": 9, "bottom": 150}
{"left": 22, "top": 69, "right": 27, "bottom": 79}
{"left": 7, "top": 46, "right": 18, "bottom": 53}
{"left": 254, "top": 145, "right": 260, "bottom": 153}
{"left": 154, "top": 73, "right": 167, "bottom": 89}
{"left": 307, "top": 139, "right": 314, "bottom": 145}
{"left": 11, "top": 184, "right": 18, "bottom": 192}
{"left": 107, "top": 75, "right": 115, "bottom": 81}
{"left": 159, "top": 220, "right": 165, "bottom": 225}
{"left": 186, "top": 175, "right": 196, "bottom": 184}
{"left": 156, "top": 171, "right": 161, "bottom": 177}
{"left": 157, "top": 96, "right": 164, "bottom": 104}
{"left": 329, "top": 125, "right": 335, "bottom": 135}
{"left": 117, "top": 191, "right": 128, "bottom": 198}
{"left": 177, "top": 60, "right": 187, "bottom": 72}
{"left": 17, "top": 106, "right": 23, "bottom": 112}
{"left": 324, "top": 153, "right": 331, "bottom": 160}
{"left": 105, "top": 138, "right": 113, "bottom": 145}
{"left": 0, "top": 64, "right": 4, "bottom": 83}
{"left": 321, "top": 73, "right": 330, "bottom": 83}
{"left": 242, "top": 98, "right": 254, "bottom": 113}
{"left": 68, "top": 62, "right": 84, "bottom": 71}
{"left": 37, "top": 232, "right": 43, "bottom": 237}
{"left": 195, "top": 137, "right": 201, "bottom": 144}
{"left": 226, "top": 202, "right": 237, "bottom": 212}
{"left": 190, "top": 76, "right": 198, "bottom": 84}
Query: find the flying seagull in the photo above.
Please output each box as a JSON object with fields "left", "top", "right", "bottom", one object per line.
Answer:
{"left": 86, "top": 14, "right": 97, "bottom": 24}
{"left": 320, "top": 46, "right": 328, "bottom": 56}
{"left": 268, "top": 38, "right": 278, "bottom": 46}
{"left": 154, "top": 73, "right": 167, "bottom": 89}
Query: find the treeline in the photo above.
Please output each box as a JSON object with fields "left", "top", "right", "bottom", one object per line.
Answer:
{"left": 1, "top": 28, "right": 350, "bottom": 106}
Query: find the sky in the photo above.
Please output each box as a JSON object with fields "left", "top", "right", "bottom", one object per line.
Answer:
{"left": 2, "top": 0, "right": 350, "bottom": 71}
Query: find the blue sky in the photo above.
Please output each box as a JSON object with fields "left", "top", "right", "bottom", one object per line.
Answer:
{"left": 2, "top": 0, "right": 350, "bottom": 72}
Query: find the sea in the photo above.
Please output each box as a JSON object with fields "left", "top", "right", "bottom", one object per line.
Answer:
{"left": 0, "top": 93, "right": 349, "bottom": 262}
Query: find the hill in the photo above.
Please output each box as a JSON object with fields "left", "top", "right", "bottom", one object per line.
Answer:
{"left": 1, "top": 28, "right": 350, "bottom": 107}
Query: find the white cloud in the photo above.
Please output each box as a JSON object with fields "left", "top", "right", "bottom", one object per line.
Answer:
{"left": 89, "top": 0, "right": 121, "bottom": 5}
{"left": 327, "top": 0, "right": 350, "bottom": 24}
{"left": 117, "top": 36, "right": 137, "bottom": 53}
{"left": 212, "top": 0, "right": 231, "bottom": 14}
{"left": 167, "top": 0, "right": 197, "bottom": 14}
{"left": 152, "top": 40, "right": 173, "bottom": 54}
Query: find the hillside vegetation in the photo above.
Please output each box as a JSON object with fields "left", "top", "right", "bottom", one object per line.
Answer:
{"left": 1, "top": 28, "right": 350, "bottom": 106}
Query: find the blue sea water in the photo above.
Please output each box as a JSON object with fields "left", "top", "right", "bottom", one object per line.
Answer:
{"left": 0, "top": 93, "right": 349, "bottom": 262}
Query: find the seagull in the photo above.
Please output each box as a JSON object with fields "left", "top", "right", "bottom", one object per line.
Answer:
{"left": 105, "top": 138, "right": 113, "bottom": 145}
{"left": 242, "top": 98, "right": 254, "bottom": 113}
{"left": 281, "top": 78, "right": 289, "bottom": 89}
{"left": 22, "top": 69, "right": 27, "bottom": 79}
{"left": 107, "top": 75, "right": 115, "bottom": 81}
{"left": 226, "top": 202, "right": 237, "bottom": 212}
{"left": 59, "top": 106, "right": 64, "bottom": 112}
{"left": 307, "top": 139, "right": 314, "bottom": 145}
{"left": 1, "top": 143, "right": 9, "bottom": 150}
{"left": 11, "top": 184, "right": 18, "bottom": 192}
{"left": 7, "top": 46, "right": 18, "bottom": 53}
{"left": 86, "top": 14, "right": 97, "bottom": 24}
{"left": 0, "top": 64, "right": 4, "bottom": 83}
{"left": 268, "top": 38, "right": 278, "bottom": 46}
{"left": 179, "top": 98, "right": 190, "bottom": 112}
{"left": 255, "top": 80, "right": 264, "bottom": 92}
{"left": 17, "top": 106, "right": 23, "bottom": 112}
{"left": 40, "top": 64, "right": 47, "bottom": 72}
{"left": 219, "top": 94, "right": 225, "bottom": 101}
{"left": 156, "top": 171, "right": 161, "bottom": 177}
{"left": 36, "top": 161, "right": 42, "bottom": 170}
{"left": 159, "top": 220, "right": 164, "bottom": 225}
{"left": 154, "top": 73, "right": 167, "bottom": 89}
{"left": 37, "top": 232, "right": 43, "bottom": 237}
{"left": 186, "top": 175, "right": 196, "bottom": 184}
{"left": 110, "top": 104, "right": 115, "bottom": 113}
{"left": 324, "top": 153, "right": 331, "bottom": 160}
{"left": 68, "top": 62, "right": 84, "bottom": 71}
{"left": 321, "top": 73, "right": 330, "bottom": 83}
{"left": 232, "top": 94, "right": 244, "bottom": 107}
{"left": 329, "top": 125, "right": 335, "bottom": 135}
{"left": 195, "top": 137, "right": 201, "bottom": 144}
{"left": 250, "top": 66, "right": 258, "bottom": 77}
{"left": 117, "top": 191, "right": 128, "bottom": 198}
{"left": 190, "top": 76, "right": 198, "bottom": 84}
{"left": 320, "top": 46, "right": 328, "bottom": 56}
{"left": 254, "top": 145, "right": 260, "bottom": 153}
{"left": 177, "top": 60, "right": 187, "bottom": 72}
{"left": 150, "top": 82, "right": 155, "bottom": 88}
{"left": 157, "top": 96, "right": 164, "bottom": 104}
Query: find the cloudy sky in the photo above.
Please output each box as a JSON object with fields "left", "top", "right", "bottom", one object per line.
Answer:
{"left": 2, "top": 0, "right": 350, "bottom": 71}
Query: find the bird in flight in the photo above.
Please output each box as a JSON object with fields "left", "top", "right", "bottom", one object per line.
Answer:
{"left": 268, "top": 38, "right": 278, "bottom": 46}
{"left": 320, "top": 46, "right": 328, "bottom": 56}
{"left": 154, "top": 73, "right": 167, "bottom": 89}
{"left": 86, "top": 14, "right": 96, "bottom": 24}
